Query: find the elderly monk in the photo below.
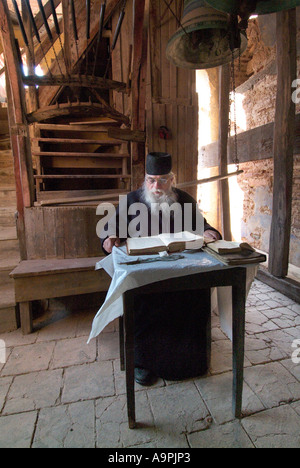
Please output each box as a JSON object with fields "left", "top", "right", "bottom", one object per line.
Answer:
{"left": 101, "top": 152, "right": 221, "bottom": 385}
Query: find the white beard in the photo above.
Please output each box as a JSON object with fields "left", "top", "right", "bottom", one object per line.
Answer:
{"left": 137, "top": 182, "right": 182, "bottom": 236}
{"left": 141, "top": 182, "right": 178, "bottom": 214}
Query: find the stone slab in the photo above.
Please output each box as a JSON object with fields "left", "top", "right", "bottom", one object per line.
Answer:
{"left": 241, "top": 405, "right": 300, "bottom": 448}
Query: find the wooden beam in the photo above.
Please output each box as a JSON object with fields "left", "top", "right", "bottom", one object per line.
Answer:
{"left": 0, "top": 0, "right": 35, "bottom": 261}
{"left": 89, "top": 89, "right": 130, "bottom": 126}
{"left": 176, "top": 170, "right": 243, "bottom": 189}
{"left": 269, "top": 9, "right": 297, "bottom": 278}
{"left": 107, "top": 127, "right": 146, "bottom": 143}
{"left": 199, "top": 113, "right": 300, "bottom": 168}
{"left": 257, "top": 267, "right": 300, "bottom": 304}
{"left": 34, "top": 18, "right": 63, "bottom": 68}
{"left": 26, "top": 101, "right": 130, "bottom": 125}
{"left": 218, "top": 63, "right": 232, "bottom": 241}
{"left": 34, "top": 0, "right": 62, "bottom": 31}
{"left": 62, "top": 0, "right": 71, "bottom": 75}
{"left": 22, "top": 74, "right": 127, "bottom": 92}
{"left": 21, "top": 0, "right": 39, "bottom": 112}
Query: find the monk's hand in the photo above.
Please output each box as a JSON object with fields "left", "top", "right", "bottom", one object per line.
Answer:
{"left": 204, "top": 229, "right": 221, "bottom": 241}
{"left": 103, "top": 236, "right": 121, "bottom": 253}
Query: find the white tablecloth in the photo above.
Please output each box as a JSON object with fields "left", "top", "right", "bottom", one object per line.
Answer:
{"left": 88, "top": 246, "right": 257, "bottom": 343}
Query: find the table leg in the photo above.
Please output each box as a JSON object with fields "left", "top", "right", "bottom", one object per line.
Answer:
{"left": 231, "top": 269, "right": 247, "bottom": 418}
{"left": 123, "top": 292, "right": 136, "bottom": 429}
{"left": 206, "top": 291, "right": 212, "bottom": 367}
{"left": 119, "top": 316, "right": 125, "bottom": 371}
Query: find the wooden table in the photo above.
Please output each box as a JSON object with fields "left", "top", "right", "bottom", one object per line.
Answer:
{"left": 120, "top": 266, "right": 247, "bottom": 429}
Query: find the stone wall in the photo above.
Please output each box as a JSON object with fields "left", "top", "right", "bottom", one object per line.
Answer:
{"left": 232, "top": 17, "right": 300, "bottom": 269}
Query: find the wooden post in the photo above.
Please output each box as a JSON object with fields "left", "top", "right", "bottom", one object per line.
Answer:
{"left": 62, "top": 0, "right": 72, "bottom": 76}
{"left": 218, "top": 63, "right": 232, "bottom": 241}
{"left": 0, "top": 0, "right": 34, "bottom": 206}
{"left": 131, "top": 0, "right": 148, "bottom": 190}
{"left": 269, "top": 9, "right": 296, "bottom": 278}
{"left": 5, "top": 73, "right": 27, "bottom": 260}
{"left": 0, "top": 0, "right": 35, "bottom": 260}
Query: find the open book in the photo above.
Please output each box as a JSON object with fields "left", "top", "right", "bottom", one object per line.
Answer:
{"left": 204, "top": 239, "right": 256, "bottom": 255}
{"left": 203, "top": 239, "right": 267, "bottom": 265}
{"left": 126, "top": 231, "right": 204, "bottom": 256}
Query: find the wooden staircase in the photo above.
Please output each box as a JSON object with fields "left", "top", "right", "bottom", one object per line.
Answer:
{"left": 31, "top": 119, "right": 131, "bottom": 206}
{"left": 0, "top": 148, "right": 19, "bottom": 332}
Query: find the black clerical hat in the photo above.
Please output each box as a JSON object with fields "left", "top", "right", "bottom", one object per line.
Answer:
{"left": 146, "top": 152, "right": 172, "bottom": 175}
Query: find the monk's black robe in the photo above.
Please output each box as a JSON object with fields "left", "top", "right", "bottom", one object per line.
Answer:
{"left": 101, "top": 187, "right": 220, "bottom": 380}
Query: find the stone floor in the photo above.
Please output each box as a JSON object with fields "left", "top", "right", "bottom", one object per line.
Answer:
{"left": 0, "top": 279, "right": 299, "bottom": 448}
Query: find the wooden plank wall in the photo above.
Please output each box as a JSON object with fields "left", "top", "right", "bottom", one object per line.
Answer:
{"left": 146, "top": 0, "right": 198, "bottom": 199}
{"left": 24, "top": 206, "right": 102, "bottom": 259}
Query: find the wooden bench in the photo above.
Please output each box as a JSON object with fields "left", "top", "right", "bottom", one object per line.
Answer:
{"left": 10, "top": 257, "right": 111, "bottom": 334}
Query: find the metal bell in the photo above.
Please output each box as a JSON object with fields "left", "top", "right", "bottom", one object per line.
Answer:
{"left": 166, "top": 0, "right": 247, "bottom": 70}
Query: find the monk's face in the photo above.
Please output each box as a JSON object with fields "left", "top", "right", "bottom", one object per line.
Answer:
{"left": 145, "top": 174, "right": 174, "bottom": 199}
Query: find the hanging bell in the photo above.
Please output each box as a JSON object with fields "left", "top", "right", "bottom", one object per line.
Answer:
{"left": 166, "top": 0, "right": 247, "bottom": 70}
{"left": 205, "top": 0, "right": 300, "bottom": 15}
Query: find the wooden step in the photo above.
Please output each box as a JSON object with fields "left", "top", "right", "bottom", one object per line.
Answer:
{"left": 0, "top": 288, "right": 15, "bottom": 308}
{"left": 35, "top": 123, "right": 119, "bottom": 132}
{"left": 69, "top": 119, "right": 119, "bottom": 125}
{"left": 32, "top": 151, "right": 130, "bottom": 158}
{"left": 36, "top": 189, "right": 128, "bottom": 203}
{"left": 0, "top": 149, "right": 14, "bottom": 168}
{"left": 0, "top": 206, "right": 17, "bottom": 226}
{"left": 43, "top": 156, "right": 123, "bottom": 169}
{"left": 0, "top": 306, "right": 17, "bottom": 333}
{"left": 0, "top": 183, "right": 16, "bottom": 191}
{"left": 32, "top": 138, "right": 125, "bottom": 145}
{"left": 35, "top": 193, "right": 128, "bottom": 207}
{"left": 0, "top": 151, "right": 15, "bottom": 187}
{"left": 0, "top": 108, "right": 8, "bottom": 120}
{"left": 0, "top": 267, "right": 18, "bottom": 319}
{"left": 0, "top": 269, "right": 15, "bottom": 290}
{"left": 0, "top": 225, "right": 17, "bottom": 241}
{"left": 0, "top": 239, "right": 20, "bottom": 266}
{"left": 0, "top": 138, "right": 10, "bottom": 151}
{"left": 36, "top": 199, "right": 120, "bottom": 207}
{"left": 0, "top": 272, "right": 17, "bottom": 333}
{"left": 41, "top": 157, "right": 124, "bottom": 170}
{"left": 0, "top": 120, "right": 9, "bottom": 135}
{"left": 34, "top": 174, "right": 131, "bottom": 179}
{"left": 0, "top": 188, "right": 16, "bottom": 205}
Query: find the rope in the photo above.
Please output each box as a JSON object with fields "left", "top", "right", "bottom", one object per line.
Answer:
{"left": 161, "top": 0, "right": 191, "bottom": 44}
